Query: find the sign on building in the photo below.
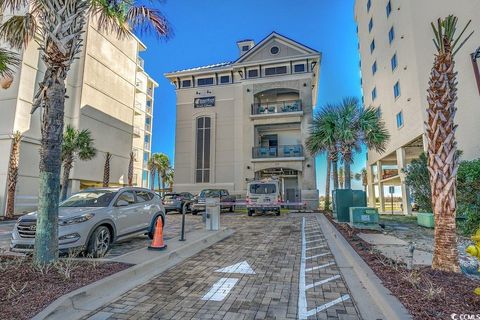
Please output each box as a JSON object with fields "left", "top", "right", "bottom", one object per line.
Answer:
{"left": 194, "top": 96, "right": 215, "bottom": 108}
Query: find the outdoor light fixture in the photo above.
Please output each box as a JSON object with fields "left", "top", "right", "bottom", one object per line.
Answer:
{"left": 247, "top": 88, "right": 250, "bottom": 92}
{"left": 247, "top": 166, "right": 251, "bottom": 170}
{"left": 238, "top": 70, "right": 244, "bottom": 79}
{"left": 311, "top": 61, "right": 317, "bottom": 70}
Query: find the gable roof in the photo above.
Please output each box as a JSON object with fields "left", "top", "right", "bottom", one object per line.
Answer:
{"left": 234, "top": 31, "right": 320, "bottom": 64}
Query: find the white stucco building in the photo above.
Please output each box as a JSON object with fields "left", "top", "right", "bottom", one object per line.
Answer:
{"left": 165, "top": 32, "right": 321, "bottom": 209}
{"left": 0, "top": 16, "right": 157, "bottom": 215}
{"left": 354, "top": 0, "right": 480, "bottom": 214}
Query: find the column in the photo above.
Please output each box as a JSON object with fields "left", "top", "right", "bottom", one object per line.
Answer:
{"left": 396, "top": 147, "right": 412, "bottom": 215}
{"left": 376, "top": 161, "right": 385, "bottom": 213}
{"left": 366, "top": 164, "right": 375, "bottom": 207}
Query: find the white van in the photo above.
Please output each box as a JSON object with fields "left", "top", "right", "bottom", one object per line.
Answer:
{"left": 246, "top": 180, "right": 281, "bottom": 216}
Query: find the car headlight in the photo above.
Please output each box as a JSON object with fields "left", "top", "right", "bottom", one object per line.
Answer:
{"left": 59, "top": 213, "right": 95, "bottom": 226}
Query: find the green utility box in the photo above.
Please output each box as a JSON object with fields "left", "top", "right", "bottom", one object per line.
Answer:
{"left": 349, "top": 207, "right": 380, "bottom": 230}
{"left": 417, "top": 212, "right": 434, "bottom": 228}
{"left": 332, "top": 189, "right": 367, "bottom": 222}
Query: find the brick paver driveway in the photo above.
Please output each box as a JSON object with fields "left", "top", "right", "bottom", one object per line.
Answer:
{"left": 84, "top": 212, "right": 360, "bottom": 320}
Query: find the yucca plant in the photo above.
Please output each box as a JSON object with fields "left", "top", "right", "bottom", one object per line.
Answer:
{"left": 128, "top": 151, "right": 135, "bottom": 186}
{"left": 61, "top": 126, "right": 96, "bottom": 200}
{"left": 0, "top": 0, "right": 171, "bottom": 264}
{"left": 5, "top": 131, "right": 22, "bottom": 219}
{"left": 103, "top": 152, "right": 112, "bottom": 187}
{"left": 306, "top": 105, "right": 340, "bottom": 210}
{"left": 427, "top": 16, "right": 473, "bottom": 272}
{"left": 336, "top": 97, "right": 389, "bottom": 189}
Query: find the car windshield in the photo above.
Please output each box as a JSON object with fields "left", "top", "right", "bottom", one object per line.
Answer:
{"left": 249, "top": 184, "right": 276, "bottom": 194}
{"left": 199, "top": 190, "right": 220, "bottom": 198}
{"left": 164, "top": 194, "right": 179, "bottom": 200}
{"left": 60, "top": 190, "right": 117, "bottom": 207}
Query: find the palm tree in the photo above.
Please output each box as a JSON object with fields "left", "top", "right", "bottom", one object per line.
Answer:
{"left": 128, "top": 151, "right": 135, "bottom": 186}
{"left": 165, "top": 167, "right": 174, "bottom": 191}
{"left": 338, "top": 167, "right": 345, "bottom": 189}
{"left": 147, "top": 156, "right": 157, "bottom": 191}
{"left": 306, "top": 105, "right": 340, "bottom": 210}
{"left": 103, "top": 152, "right": 112, "bottom": 187}
{"left": 336, "top": 97, "right": 390, "bottom": 189}
{"left": 5, "top": 131, "right": 22, "bottom": 218}
{"left": 0, "top": 48, "right": 20, "bottom": 89}
{"left": 0, "top": 0, "right": 171, "bottom": 264}
{"left": 60, "top": 126, "right": 96, "bottom": 200}
{"left": 354, "top": 168, "right": 368, "bottom": 193}
{"left": 153, "top": 153, "right": 170, "bottom": 196}
{"left": 427, "top": 16, "right": 473, "bottom": 273}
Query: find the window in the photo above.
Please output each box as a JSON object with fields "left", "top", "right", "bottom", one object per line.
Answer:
{"left": 265, "top": 66, "right": 287, "bottom": 76}
{"left": 388, "top": 26, "right": 395, "bottom": 44}
{"left": 248, "top": 69, "right": 258, "bottom": 78}
{"left": 372, "top": 61, "right": 377, "bottom": 75}
{"left": 197, "top": 77, "right": 214, "bottom": 86}
{"left": 294, "top": 64, "right": 305, "bottom": 73}
{"left": 367, "top": 0, "right": 371, "bottom": 12}
{"left": 195, "top": 117, "right": 211, "bottom": 183}
{"left": 143, "top": 152, "right": 149, "bottom": 162}
{"left": 242, "top": 45, "right": 249, "bottom": 52}
{"left": 386, "top": 0, "right": 392, "bottom": 17}
{"left": 370, "top": 39, "right": 375, "bottom": 53}
{"left": 182, "top": 79, "right": 191, "bottom": 88}
{"left": 396, "top": 111, "right": 404, "bottom": 128}
{"left": 136, "top": 191, "right": 153, "bottom": 203}
{"left": 368, "top": 18, "right": 373, "bottom": 33}
{"left": 270, "top": 46, "right": 279, "bottom": 54}
{"left": 394, "top": 81, "right": 401, "bottom": 98}
{"left": 391, "top": 54, "right": 398, "bottom": 71}
{"left": 371, "top": 87, "right": 377, "bottom": 101}
{"left": 220, "top": 75, "right": 230, "bottom": 84}
{"left": 116, "top": 191, "right": 135, "bottom": 206}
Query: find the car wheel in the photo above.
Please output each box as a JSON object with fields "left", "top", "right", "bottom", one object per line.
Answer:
{"left": 248, "top": 210, "right": 253, "bottom": 217}
{"left": 87, "top": 226, "right": 111, "bottom": 258}
{"left": 275, "top": 210, "right": 281, "bottom": 216}
{"left": 229, "top": 205, "right": 235, "bottom": 212}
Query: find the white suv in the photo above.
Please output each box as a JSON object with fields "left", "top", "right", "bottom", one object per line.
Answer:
{"left": 246, "top": 180, "right": 281, "bottom": 216}
{"left": 10, "top": 187, "right": 165, "bottom": 257}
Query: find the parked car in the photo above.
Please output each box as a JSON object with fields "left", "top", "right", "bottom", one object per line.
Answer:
{"left": 163, "top": 192, "right": 194, "bottom": 214}
{"left": 246, "top": 180, "right": 281, "bottom": 216}
{"left": 191, "top": 189, "right": 235, "bottom": 215}
{"left": 10, "top": 187, "right": 165, "bottom": 257}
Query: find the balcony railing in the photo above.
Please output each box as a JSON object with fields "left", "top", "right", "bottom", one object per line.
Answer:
{"left": 252, "top": 145, "right": 304, "bottom": 159}
{"left": 251, "top": 100, "right": 302, "bottom": 115}
{"left": 147, "top": 87, "right": 153, "bottom": 97}
{"left": 144, "top": 141, "right": 150, "bottom": 150}
{"left": 133, "top": 126, "right": 142, "bottom": 137}
{"left": 137, "top": 57, "right": 144, "bottom": 69}
{"left": 145, "top": 123, "right": 151, "bottom": 132}
{"left": 382, "top": 169, "right": 399, "bottom": 180}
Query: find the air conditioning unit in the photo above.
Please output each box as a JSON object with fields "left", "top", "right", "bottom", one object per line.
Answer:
{"left": 349, "top": 207, "right": 380, "bottom": 230}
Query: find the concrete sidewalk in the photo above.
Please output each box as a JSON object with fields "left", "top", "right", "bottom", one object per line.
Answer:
{"left": 34, "top": 228, "right": 234, "bottom": 320}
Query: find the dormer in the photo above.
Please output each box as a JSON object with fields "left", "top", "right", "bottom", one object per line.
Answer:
{"left": 237, "top": 39, "right": 255, "bottom": 57}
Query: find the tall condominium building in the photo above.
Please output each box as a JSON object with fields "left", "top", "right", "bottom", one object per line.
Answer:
{"left": 354, "top": 0, "right": 480, "bottom": 214}
{"left": 165, "top": 32, "right": 321, "bottom": 209}
{"left": 0, "top": 16, "right": 157, "bottom": 215}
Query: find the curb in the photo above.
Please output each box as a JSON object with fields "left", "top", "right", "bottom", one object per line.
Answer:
{"left": 33, "top": 228, "right": 235, "bottom": 320}
{"left": 318, "top": 215, "right": 412, "bottom": 320}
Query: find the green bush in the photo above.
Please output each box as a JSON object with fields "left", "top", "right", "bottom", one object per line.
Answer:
{"left": 404, "top": 153, "right": 432, "bottom": 213}
{"left": 457, "top": 159, "right": 480, "bottom": 235}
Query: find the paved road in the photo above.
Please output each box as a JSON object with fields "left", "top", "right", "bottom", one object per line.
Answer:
{"left": 83, "top": 212, "right": 360, "bottom": 320}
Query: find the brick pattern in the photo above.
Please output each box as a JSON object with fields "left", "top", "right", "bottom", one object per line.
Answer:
{"left": 83, "top": 213, "right": 360, "bottom": 319}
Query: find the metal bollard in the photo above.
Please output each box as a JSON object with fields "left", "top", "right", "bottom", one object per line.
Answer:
{"left": 180, "top": 203, "right": 186, "bottom": 241}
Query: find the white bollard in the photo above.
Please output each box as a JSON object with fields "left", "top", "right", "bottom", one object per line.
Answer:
{"left": 205, "top": 197, "right": 220, "bottom": 231}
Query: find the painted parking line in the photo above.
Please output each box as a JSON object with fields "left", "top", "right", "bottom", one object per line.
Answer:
{"left": 305, "top": 238, "right": 324, "bottom": 244}
{"left": 202, "top": 278, "right": 239, "bottom": 301}
{"left": 305, "top": 252, "right": 330, "bottom": 260}
{"left": 298, "top": 217, "right": 308, "bottom": 320}
{"left": 305, "top": 262, "right": 335, "bottom": 272}
{"left": 305, "top": 275, "right": 341, "bottom": 290}
{"left": 305, "top": 295, "right": 351, "bottom": 318}
{"left": 306, "top": 245, "right": 326, "bottom": 251}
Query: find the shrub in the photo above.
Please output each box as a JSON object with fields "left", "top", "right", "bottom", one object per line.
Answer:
{"left": 457, "top": 159, "right": 480, "bottom": 236}
{"left": 404, "top": 153, "right": 432, "bottom": 212}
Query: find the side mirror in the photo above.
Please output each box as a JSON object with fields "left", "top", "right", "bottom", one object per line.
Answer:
{"left": 116, "top": 200, "right": 129, "bottom": 207}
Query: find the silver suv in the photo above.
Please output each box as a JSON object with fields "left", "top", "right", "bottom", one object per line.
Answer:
{"left": 10, "top": 187, "right": 165, "bottom": 257}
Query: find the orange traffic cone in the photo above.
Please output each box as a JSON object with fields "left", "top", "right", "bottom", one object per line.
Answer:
{"left": 148, "top": 218, "right": 167, "bottom": 250}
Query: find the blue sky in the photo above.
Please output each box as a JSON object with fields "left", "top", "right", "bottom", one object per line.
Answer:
{"left": 138, "top": 0, "right": 366, "bottom": 194}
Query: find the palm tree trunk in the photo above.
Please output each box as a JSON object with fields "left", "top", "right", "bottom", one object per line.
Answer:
{"left": 344, "top": 151, "right": 352, "bottom": 189}
{"left": 150, "top": 170, "right": 155, "bottom": 191}
{"left": 60, "top": 155, "right": 73, "bottom": 201}
{"left": 324, "top": 153, "right": 331, "bottom": 211}
{"left": 34, "top": 78, "right": 66, "bottom": 265}
{"left": 103, "top": 152, "right": 112, "bottom": 187}
{"left": 332, "top": 160, "right": 339, "bottom": 190}
{"left": 5, "top": 132, "right": 22, "bottom": 218}
{"left": 128, "top": 151, "right": 134, "bottom": 186}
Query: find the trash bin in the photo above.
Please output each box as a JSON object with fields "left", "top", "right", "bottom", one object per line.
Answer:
{"left": 205, "top": 197, "right": 220, "bottom": 231}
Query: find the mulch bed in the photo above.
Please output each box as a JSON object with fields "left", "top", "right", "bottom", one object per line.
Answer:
{"left": 0, "top": 255, "right": 130, "bottom": 320}
{"left": 324, "top": 212, "right": 480, "bottom": 320}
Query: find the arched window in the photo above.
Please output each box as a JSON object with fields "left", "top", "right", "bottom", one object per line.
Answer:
{"left": 195, "top": 117, "right": 211, "bottom": 183}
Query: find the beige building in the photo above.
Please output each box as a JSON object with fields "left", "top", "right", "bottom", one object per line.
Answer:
{"left": 354, "top": 0, "right": 480, "bottom": 214}
{"left": 0, "top": 16, "right": 157, "bottom": 215}
{"left": 165, "top": 32, "right": 321, "bottom": 209}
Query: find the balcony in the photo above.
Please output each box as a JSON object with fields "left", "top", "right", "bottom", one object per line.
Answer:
{"left": 147, "top": 87, "right": 153, "bottom": 97}
{"left": 133, "top": 126, "right": 141, "bottom": 137}
{"left": 251, "top": 100, "right": 302, "bottom": 116}
{"left": 137, "top": 56, "right": 144, "bottom": 69}
{"left": 252, "top": 145, "right": 304, "bottom": 159}
{"left": 145, "top": 123, "right": 151, "bottom": 132}
{"left": 144, "top": 141, "right": 150, "bottom": 150}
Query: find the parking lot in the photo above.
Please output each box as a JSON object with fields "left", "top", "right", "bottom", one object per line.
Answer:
{"left": 83, "top": 212, "right": 360, "bottom": 320}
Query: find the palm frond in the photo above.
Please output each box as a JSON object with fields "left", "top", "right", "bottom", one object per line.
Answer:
{"left": 0, "top": 48, "right": 20, "bottom": 77}
{"left": 127, "top": 5, "right": 172, "bottom": 38}
{"left": 0, "top": 0, "right": 29, "bottom": 11}
{"left": 0, "top": 13, "right": 37, "bottom": 49}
